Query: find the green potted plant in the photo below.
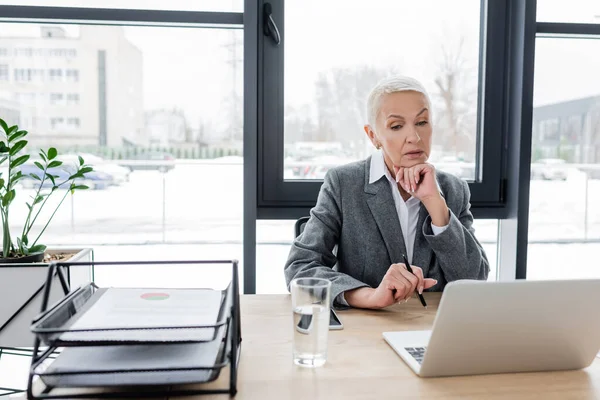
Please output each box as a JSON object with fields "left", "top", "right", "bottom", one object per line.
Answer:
{"left": 0, "top": 117, "right": 95, "bottom": 347}
{"left": 0, "top": 118, "right": 92, "bottom": 262}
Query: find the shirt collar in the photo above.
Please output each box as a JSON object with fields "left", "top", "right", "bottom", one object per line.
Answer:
{"left": 369, "top": 150, "right": 392, "bottom": 184}
{"left": 369, "top": 151, "right": 444, "bottom": 197}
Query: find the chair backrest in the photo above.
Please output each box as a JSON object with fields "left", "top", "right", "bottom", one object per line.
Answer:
{"left": 294, "top": 216, "right": 310, "bottom": 238}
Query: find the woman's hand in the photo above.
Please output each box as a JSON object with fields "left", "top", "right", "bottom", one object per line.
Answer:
{"left": 393, "top": 163, "right": 450, "bottom": 227}
{"left": 345, "top": 264, "right": 437, "bottom": 309}
{"left": 393, "top": 163, "right": 439, "bottom": 202}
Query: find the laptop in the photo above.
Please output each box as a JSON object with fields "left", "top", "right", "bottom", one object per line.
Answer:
{"left": 383, "top": 279, "right": 600, "bottom": 378}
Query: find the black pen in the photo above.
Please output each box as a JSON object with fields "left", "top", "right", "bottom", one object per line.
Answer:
{"left": 401, "top": 253, "right": 428, "bottom": 309}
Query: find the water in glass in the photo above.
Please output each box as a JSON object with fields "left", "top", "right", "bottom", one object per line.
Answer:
{"left": 293, "top": 303, "right": 328, "bottom": 367}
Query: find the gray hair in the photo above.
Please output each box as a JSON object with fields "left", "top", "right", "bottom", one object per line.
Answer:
{"left": 366, "top": 76, "right": 432, "bottom": 127}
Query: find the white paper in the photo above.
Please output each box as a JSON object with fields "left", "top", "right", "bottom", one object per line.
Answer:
{"left": 60, "top": 288, "right": 223, "bottom": 342}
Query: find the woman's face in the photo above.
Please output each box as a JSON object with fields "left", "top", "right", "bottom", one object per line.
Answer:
{"left": 365, "top": 90, "right": 432, "bottom": 169}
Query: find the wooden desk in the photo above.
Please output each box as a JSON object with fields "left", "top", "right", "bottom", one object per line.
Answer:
{"left": 32, "top": 294, "right": 600, "bottom": 399}
{"left": 197, "top": 294, "right": 600, "bottom": 400}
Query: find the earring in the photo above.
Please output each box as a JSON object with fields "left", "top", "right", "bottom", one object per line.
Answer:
{"left": 376, "top": 143, "right": 381, "bottom": 149}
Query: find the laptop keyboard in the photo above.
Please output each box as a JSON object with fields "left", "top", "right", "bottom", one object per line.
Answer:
{"left": 405, "top": 347, "right": 427, "bottom": 364}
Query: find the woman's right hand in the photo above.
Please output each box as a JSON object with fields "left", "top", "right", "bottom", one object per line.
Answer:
{"left": 345, "top": 264, "right": 437, "bottom": 309}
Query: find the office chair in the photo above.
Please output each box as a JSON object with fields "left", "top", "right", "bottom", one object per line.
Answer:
{"left": 294, "top": 216, "right": 310, "bottom": 238}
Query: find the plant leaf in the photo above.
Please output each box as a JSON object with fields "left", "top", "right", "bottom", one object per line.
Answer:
{"left": 79, "top": 166, "right": 93, "bottom": 175}
{"left": 28, "top": 244, "right": 46, "bottom": 254}
{"left": 47, "top": 174, "right": 56, "bottom": 186}
{"left": 6, "top": 125, "right": 18, "bottom": 136}
{"left": 34, "top": 161, "right": 44, "bottom": 170}
{"left": 47, "top": 160, "right": 62, "bottom": 168}
{"left": 71, "top": 184, "right": 89, "bottom": 190}
{"left": 10, "top": 154, "right": 29, "bottom": 169}
{"left": 47, "top": 147, "right": 57, "bottom": 160}
{"left": 0, "top": 178, "right": 4, "bottom": 188}
{"left": 2, "top": 189, "right": 15, "bottom": 207}
{"left": 39, "top": 151, "right": 47, "bottom": 162}
{"left": 22, "top": 235, "right": 28, "bottom": 245}
{"left": 0, "top": 118, "right": 8, "bottom": 133}
{"left": 0, "top": 155, "right": 7, "bottom": 164}
{"left": 78, "top": 156, "right": 84, "bottom": 166}
{"left": 8, "top": 130, "right": 27, "bottom": 142}
{"left": 9, "top": 140, "right": 27, "bottom": 156}
{"left": 29, "top": 173, "right": 41, "bottom": 181}
{"left": 0, "top": 142, "right": 9, "bottom": 153}
{"left": 33, "top": 195, "right": 43, "bottom": 205}
{"left": 9, "top": 171, "right": 23, "bottom": 187}
{"left": 26, "top": 201, "right": 32, "bottom": 210}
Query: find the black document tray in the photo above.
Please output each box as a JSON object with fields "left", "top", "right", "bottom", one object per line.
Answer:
{"left": 26, "top": 259, "right": 242, "bottom": 399}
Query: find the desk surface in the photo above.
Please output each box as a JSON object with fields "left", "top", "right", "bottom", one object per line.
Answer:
{"left": 35, "top": 294, "right": 600, "bottom": 400}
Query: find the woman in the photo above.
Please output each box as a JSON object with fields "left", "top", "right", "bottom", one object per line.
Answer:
{"left": 284, "top": 76, "right": 489, "bottom": 309}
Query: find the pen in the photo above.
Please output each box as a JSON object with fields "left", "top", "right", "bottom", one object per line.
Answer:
{"left": 401, "top": 253, "right": 428, "bottom": 309}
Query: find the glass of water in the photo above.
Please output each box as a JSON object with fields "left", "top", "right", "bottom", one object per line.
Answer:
{"left": 291, "top": 277, "right": 331, "bottom": 367}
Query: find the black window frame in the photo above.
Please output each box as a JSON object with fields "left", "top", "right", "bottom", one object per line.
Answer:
{"left": 257, "top": 0, "right": 511, "bottom": 219}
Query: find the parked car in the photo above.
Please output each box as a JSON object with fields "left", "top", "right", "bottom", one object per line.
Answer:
{"left": 18, "top": 163, "right": 114, "bottom": 190}
{"left": 531, "top": 158, "right": 569, "bottom": 180}
{"left": 61, "top": 153, "right": 131, "bottom": 186}
{"left": 123, "top": 151, "right": 175, "bottom": 173}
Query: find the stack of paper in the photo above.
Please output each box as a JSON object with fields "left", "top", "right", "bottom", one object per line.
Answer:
{"left": 59, "top": 288, "right": 224, "bottom": 343}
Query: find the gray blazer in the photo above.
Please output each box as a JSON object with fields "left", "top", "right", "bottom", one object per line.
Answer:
{"left": 284, "top": 157, "right": 490, "bottom": 306}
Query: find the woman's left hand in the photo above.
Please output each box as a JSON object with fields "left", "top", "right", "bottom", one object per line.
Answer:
{"left": 393, "top": 163, "right": 440, "bottom": 202}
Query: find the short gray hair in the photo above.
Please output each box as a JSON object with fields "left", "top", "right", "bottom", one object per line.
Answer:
{"left": 366, "top": 76, "right": 432, "bottom": 127}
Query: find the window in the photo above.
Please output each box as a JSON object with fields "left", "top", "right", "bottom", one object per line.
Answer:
{"left": 49, "top": 68, "right": 63, "bottom": 81}
{"left": 48, "top": 48, "right": 63, "bottom": 57}
{"left": 14, "top": 68, "right": 30, "bottom": 81}
{"left": 67, "top": 93, "right": 79, "bottom": 105}
{"left": 14, "top": 47, "right": 33, "bottom": 56}
{"left": 0, "top": 20, "right": 243, "bottom": 281}
{"left": 259, "top": 0, "right": 509, "bottom": 218}
{"left": 65, "top": 69, "right": 78, "bottom": 82}
{"left": 528, "top": 36, "right": 600, "bottom": 281}
{"left": 67, "top": 117, "right": 80, "bottom": 128}
{"left": 50, "top": 92, "right": 64, "bottom": 105}
{"left": 0, "top": 64, "right": 8, "bottom": 81}
{"left": 50, "top": 117, "right": 64, "bottom": 129}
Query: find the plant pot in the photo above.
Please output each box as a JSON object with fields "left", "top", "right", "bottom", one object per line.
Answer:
{"left": 0, "top": 251, "right": 45, "bottom": 264}
{"left": 0, "top": 248, "right": 94, "bottom": 348}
